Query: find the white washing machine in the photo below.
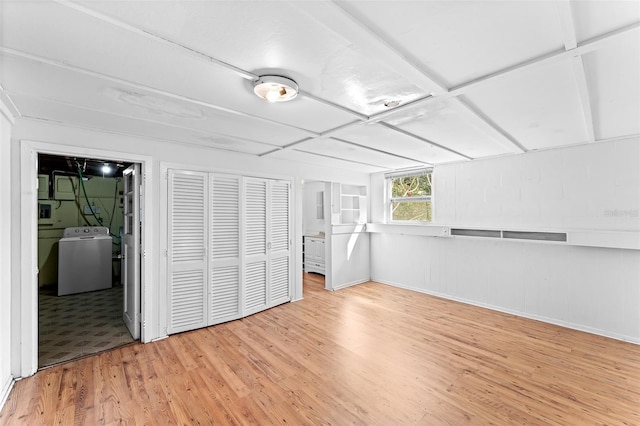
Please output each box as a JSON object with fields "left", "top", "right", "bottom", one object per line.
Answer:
{"left": 58, "top": 226, "right": 113, "bottom": 296}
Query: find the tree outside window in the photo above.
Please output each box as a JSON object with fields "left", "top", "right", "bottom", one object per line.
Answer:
{"left": 388, "top": 170, "right": 432, "bottom": 222}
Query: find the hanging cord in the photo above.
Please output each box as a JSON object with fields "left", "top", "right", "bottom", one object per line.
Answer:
{"left": 109, "top": 177, "right": 119, "bottom": 231}
{"left": 76, "top": 163, "right": 121, "bottom": 241}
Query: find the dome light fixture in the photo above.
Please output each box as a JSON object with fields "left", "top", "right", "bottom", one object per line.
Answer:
{"left": 101, "top": 163, "right": 113, "bottom": 175}
{"left": 253, "top": 75, "right": 298, "bottom": 103}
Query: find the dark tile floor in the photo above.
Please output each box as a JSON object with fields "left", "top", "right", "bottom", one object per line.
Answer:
{"left": 38, "top": 284, "right": 135, "bottom": 368}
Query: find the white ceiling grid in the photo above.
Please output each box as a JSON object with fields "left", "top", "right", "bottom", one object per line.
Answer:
{"left": 0, "top": 0, "right": 638, "bottom": 173}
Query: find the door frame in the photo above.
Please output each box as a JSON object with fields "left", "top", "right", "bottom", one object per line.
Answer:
{"left": 17, "top": 140, "right": 153, "bottom": 378}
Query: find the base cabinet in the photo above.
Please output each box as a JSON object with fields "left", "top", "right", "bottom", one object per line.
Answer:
{"left": 304, "top": 236, "right": 325, "bottom": 275}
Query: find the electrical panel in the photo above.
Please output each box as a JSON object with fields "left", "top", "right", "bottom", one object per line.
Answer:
{"left": 37, "top": 174, "right": 49, "bottom": 200}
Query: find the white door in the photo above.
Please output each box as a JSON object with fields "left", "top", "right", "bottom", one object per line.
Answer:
{"left": 268, "top": 180, "right": 291, "bottom": 306}
{"left": 122, "top": 164, "right": 141, "bottom": 339}
{"left": 243, "top": 178, "right": 268, "bottom": 316}
{"left": 209, "top": 174, "right": 242, "bottom": 325}
{"left": 167, "top": 170, "right": 208, "bottom": 334}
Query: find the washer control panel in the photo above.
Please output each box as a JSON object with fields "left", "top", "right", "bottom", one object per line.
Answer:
{"left": 62, "top": 226, "right": 110, "bottom": 238}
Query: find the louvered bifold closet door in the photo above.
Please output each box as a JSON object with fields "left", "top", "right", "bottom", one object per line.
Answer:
{"left": 167, "top": 170, "right": 208, "bottom": 334}
{"left": 209, "top": 174, "right": 242, "bottom": 325}
{"left": 268, "top": 180, "right": 291, "bottom": 307}
{"left": 243, "top": 178, "right": 268, "bottom": 316}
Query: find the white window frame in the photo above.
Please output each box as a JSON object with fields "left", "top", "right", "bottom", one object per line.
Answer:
{"left": 386, "top": 168, "right": 433, "bottom": 224}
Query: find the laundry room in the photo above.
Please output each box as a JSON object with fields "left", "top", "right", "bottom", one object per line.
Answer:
{"left": 36, "top": 154, "right": 136, "bottom": 367}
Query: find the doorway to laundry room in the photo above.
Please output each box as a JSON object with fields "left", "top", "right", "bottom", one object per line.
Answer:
{"left": 36, "top": 154, "right": 141, "bottom": 368}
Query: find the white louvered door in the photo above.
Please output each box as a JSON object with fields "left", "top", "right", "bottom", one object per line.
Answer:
{"left": 268, "top": 180, "right": 291, "bottom": 306}
{"left": 243, "top": 178, "right": 268, "bottom": 316}
{"left": 167, "top": 170, "right": 291, "bottom": 335}
{"left": 167, "top": 170, "right": 208, "bottom": 334}
{"left": 209, "top": 174, "right": 242, "bottom": 325}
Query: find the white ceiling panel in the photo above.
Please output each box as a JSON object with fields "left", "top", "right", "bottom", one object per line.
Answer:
{"left": 269, "top": 149, "right": 386, "bottom": 175}
{"left": 332, "top": 122, "right": 465, "bottom": 164}
{"left": 337, "top": 1, "right": 565, "bottom": 88}
{"left": 463, "top": 59, "right": 589, "bottom": 150}
{"left": 296, "top": 138, "right": 424, "bottom": 170}
{"left": 382, "top": 98, "right": 520, "bottom": 158}
{"left": 69, "top": 0, "right": 430, "bottom": 116}
{"left": 582, "top": 41, "right": 640, "bottom": 140}
{"left": 1, "top": 55, "right": 311, "bottom": 146}
{"left": 0, "top": 2, "right": 356, "bottom": 133}
{"left": 11, "top": 94, "right": 272, "bottom": 156}
{"left": 572, "top": 1, "right": 640, "bottom": 43}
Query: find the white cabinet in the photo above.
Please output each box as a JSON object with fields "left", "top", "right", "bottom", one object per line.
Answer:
{"left": 304, "top": 236, "right": 325, "bottom": 275}
{"left": 167, "top": 170, "right": 291, "bottom": 335}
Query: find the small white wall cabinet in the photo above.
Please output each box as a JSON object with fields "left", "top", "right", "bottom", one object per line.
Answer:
{"left": 167, "top": 170, "right": 291, "bottom": 334}
{"left": 304, "top": 236, "right": 325, "bottom": 275}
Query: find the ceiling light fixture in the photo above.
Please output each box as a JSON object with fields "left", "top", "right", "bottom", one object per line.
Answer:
{"left": 253, "top": 75, "right": 298, "bottom": 103}
{"left": 101, "top": 164, "right": 113, "bottom": 175}
{"left": 384, "top": 100, "right": 400, "bottom": 108}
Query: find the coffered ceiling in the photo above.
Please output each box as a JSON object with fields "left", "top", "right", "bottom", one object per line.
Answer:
{"left": 1, "top": 1, "right": 638, "bottom": 173}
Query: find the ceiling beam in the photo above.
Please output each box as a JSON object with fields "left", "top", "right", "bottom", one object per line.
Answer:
{"left": 556, "top": 1, "right": 596, "bottom": 143}
{"left": 0, "top": 84, "right": 23, "bottom": 119}
{"left": 291, "top": 148, "right": 390, "bottom": 171}
{"left": 571, "top": 55, "right": 596, "bottom": 144}
{"left": 329, "top": 136, "right": 432, "bottom": 166}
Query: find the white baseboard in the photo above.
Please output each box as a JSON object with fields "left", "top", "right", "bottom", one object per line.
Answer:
{"left": 331, "top": 278, "right": 368, "bottom": 291}
{"left": 373, "top": 278, "right": 640, "bottom": 346}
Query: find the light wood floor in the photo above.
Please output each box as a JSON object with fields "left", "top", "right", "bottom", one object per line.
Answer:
{"left": 2, "top": 274, "right": 639, "bottom": 425}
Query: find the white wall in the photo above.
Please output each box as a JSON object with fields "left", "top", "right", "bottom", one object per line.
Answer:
{"left": 302, "top": 181, "right": 325, "bottom": 235}
{"left": 330, "top": 225, "right": 370, "bottom": 290}
{"left": 370, "top": 138, "right": 640, "bottom": 343}
{"left": 0, "top": 102, "right": 14, "bottom": 406}
{"left": 10, "top": 118, "right": 370, "bottom": 378}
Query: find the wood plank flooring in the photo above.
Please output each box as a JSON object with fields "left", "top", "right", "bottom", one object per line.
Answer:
{"left": 2, "top": 273, "right": 639, "bottom": 425}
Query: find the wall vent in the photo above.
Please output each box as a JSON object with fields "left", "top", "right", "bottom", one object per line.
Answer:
{"left": 451, "top": 228, "right": 501, "bottom": 238}
{"left": 502, "top": 231, "right": 567, "bottom": 242}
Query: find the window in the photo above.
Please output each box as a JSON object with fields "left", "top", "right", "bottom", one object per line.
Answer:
{"left": 387, "top": 169, "right": 433, "bottom": 222}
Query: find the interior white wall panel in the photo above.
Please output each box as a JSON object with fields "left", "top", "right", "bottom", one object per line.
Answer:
{"left": 0, "top": 103, "right": 14, "bottom": 408}
{"left": 330, "top": 229, "right": 370, "bottom": 290}
{"left": 370, "top": 233, "right": 640, "bottom": 343}
{"left": 370, "top": 138, "right": 640, "bottom": 343}
{"left": 434, "top": 138, "right": 640, "bottom": 230}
